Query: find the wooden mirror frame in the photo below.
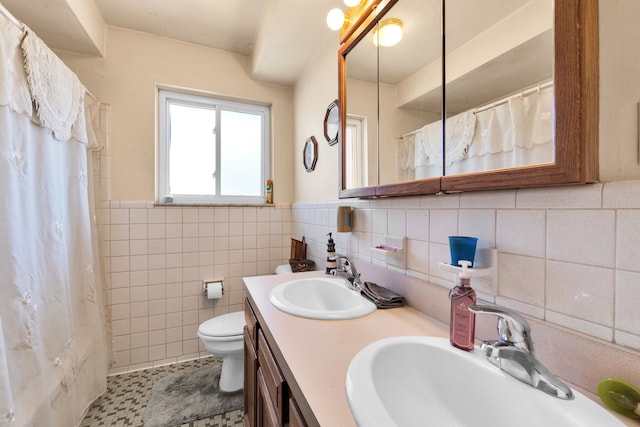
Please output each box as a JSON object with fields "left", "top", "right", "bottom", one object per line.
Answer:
{"left": 338, "top": 0, "right": 598, "bottom": 199}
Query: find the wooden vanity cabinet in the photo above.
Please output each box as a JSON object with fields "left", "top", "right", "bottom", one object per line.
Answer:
{"left": 244, "top": 299, "right": 259, "bottom": 427}
{"left": 244, "top": 297, "right": 308, "bottom": 427}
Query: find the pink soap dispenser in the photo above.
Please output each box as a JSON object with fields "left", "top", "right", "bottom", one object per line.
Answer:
{"left": 449, "top": 260, "right": 476, "bottom": 351}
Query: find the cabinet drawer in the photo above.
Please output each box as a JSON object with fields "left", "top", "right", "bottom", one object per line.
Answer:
{"left": 245, "top": 298, "right": 258, "bottom": 347}
{"left": 258, "top": 330, "right": 287, "bottom": 421}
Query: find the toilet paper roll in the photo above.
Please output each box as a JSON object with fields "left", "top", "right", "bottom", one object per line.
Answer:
{"left": 205, "top": 281, "right": 223, "bottom": 299}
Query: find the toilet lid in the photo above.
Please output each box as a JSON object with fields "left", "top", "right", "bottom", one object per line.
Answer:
{"left": 198, "top": 311, "right": 245, "bottom": 337}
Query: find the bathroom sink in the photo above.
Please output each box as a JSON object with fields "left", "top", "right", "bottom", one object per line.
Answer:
{"left": 346, "top": 336, "right": 623, "bottom": 427}
{"left": 269, "top": 277, "right": 376, "bottom": 320}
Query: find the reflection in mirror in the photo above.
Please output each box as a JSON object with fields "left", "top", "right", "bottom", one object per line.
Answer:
{"left": 442, "top": 0, "right": 554, "bottom": 175}
{"left": 378, "top": 0, "right": 442, "bottom": 184}
{"left": 344, "top": 0, "right": 442, "bottom": 189}
{"left": 344, "top": 23, "right": 377, "bottom": 189}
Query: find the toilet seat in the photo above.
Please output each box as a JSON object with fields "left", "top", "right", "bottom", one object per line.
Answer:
{"left": 198, "top": 311, "right": 244, "bottom": 340}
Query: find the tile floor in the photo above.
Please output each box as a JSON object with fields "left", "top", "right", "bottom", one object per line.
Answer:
{"left": 81, "top": 357, "right": 243, "bottom": 427}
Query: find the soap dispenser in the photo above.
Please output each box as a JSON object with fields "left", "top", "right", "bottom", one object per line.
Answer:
{"left": 448, "top": 260, "right": 476, "bottom": 351}
{"left": 325, "top": 233, "right": 336, "bottom": 274}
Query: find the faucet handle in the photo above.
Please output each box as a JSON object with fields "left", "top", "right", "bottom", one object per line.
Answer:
{"left": 468, "top": 304, "right": 534, "bottom": 353}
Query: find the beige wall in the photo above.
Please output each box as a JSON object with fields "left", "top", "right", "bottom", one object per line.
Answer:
{"left": 598, "top": 1, "right": 640, "bottom": 181}
{"left": 292, "top": 36, "right": 341, "bottom": 202}
{"left": 60, "top": 26, "right": 294, "bottom": 203}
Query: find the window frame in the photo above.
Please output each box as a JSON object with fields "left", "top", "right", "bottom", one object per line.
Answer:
{"left": 157, "top": 88, "right": 271, "bottom": 205}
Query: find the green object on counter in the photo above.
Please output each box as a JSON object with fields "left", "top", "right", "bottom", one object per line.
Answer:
{"left": 597, "top": 378, "right": 640, "bottom": 420}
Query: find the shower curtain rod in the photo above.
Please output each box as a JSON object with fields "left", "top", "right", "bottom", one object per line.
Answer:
{"left": 473, "top": 80, "right": 554, "bottom": 114}
{"left": 0, "top": 3, "right": 23, "bottom": 29}
{"left": 399, "top": 80, "right": 554, "bottom": 139}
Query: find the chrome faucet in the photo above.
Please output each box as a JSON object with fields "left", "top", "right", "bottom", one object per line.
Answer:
{"left": 329, "top": 255, "right": 362, "bottom": 291}
{"left": 468, "top": 304, "right": 574, "bottom": 400}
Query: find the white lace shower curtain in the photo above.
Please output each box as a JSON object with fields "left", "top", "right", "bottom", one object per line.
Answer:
{"left": 0, "top": 10, "right": 107, "bottom": 427}
{"left": 406, "top": 84, "right": 554, "bottom": 179}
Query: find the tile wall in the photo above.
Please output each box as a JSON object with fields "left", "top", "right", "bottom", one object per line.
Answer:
{"left": 100, "top": 202, "right": 291, "bottom": 374}
{"left": 291, "top": 180, "right": 640, "bottom": 354}
{"left": 97, "top": 177, "right": 640, "bottom": 376}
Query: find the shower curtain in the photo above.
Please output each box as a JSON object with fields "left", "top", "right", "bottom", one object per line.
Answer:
{"left": 0, "top": 11, "right": 107, "bottom": 427}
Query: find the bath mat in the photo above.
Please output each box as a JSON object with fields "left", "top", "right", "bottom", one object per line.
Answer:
{"left": 143, "top": 359, "right": 243, "bottom": 426}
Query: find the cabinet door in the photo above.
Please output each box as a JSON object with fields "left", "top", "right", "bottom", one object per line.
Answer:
{"left": 287, "top": 397, "right": 307, "bottom": 427}
{"left": 257, "top": 368, "right": 281, "bottom": 427}
{"left": 258, "top": 331, "right": 287, "bottom": 421}
{"left": 244, "top": 327, "right": 258, "bottom": 427}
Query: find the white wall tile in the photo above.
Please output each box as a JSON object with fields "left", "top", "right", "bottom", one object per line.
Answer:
{"left": 110, "top": 209, "right": 130, "bottom": 225}
{"left": 545, "top": 310, "right": 613, "bottom": 341}
{"left": 407, "top": 239, "right": 429, "bottom": 274}
{"left": 110, "top": 240, "right": 129, "bottom": 257}
{"left": 547, "top": 210, "right": 615, "bottom": 267}
{"left": 616, "top": 210, "right": 640, "bottom": 272}
{"left": 130, "top": 286, "right": 149, "bottom": 303}
{"left": 459, "top": 209, "right": 495, "bottom": 249}
{"left": 111, "top": 288, "right": 129, "bottom": 305}
{"left": 603, "top": 180, "right": 640, "bottom": 209}
{"left": 517, "top": 183, "right": 603, "bottom": 208}
{"left": 129, "top": 224, "right": 147, "bottom": 240}
{"left": 497, "top": 210, "right": 546, "bottom": 257}
{"left": 147, "top": 208, "right": 166, "bottom": 224}
{"left": 165, "top": 208, "right": 183, "bottom": 223}
{"left": 460, "top": 189, "right": 516, "bottom": 209}
{"left": 215, "top": 207, "right": 230, "bottom": 222}
{"left": 371, "top": 209, "right": 388, "bottom": 235}
{"left": 130, "top": 209, "right": 148, "bottom": 224}
{"left": 387, "top": 209, "right": 406, "bottom": 237}
{"left": 429, "top": 210, "right": 458, "bottom": 244}
{"left": 407, "top": 210, "right": 429, "bottom": 241}
{"left": 110, "top": 224, "right": 130, "bottom": 241}
{"left": 546, "top": 260, "right": 614, "bottom": 326}
{"left": 616, "top": 270, "right": 640, "bottom": 336}
{"left": 148, "top": 224, "right": 166, "bottom": 239}
{"left": 498, "top": 253, "right": 545, "bottom": 307}
{"left": 130, "top": 239, "right": 148, "bottom": 256}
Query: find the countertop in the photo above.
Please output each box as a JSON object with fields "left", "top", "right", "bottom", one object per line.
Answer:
{"left": 243, "top": 270, "right": 636, "bottom": 427}
{"left": 244, "top": 270, "right": 450, "bottom": 426}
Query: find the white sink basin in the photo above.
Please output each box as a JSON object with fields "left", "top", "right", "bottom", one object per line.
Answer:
{"left": 346, "top": 336, "right": 623, "bottom": 427}
{"left": 269, "top": 277, "right": 376, "bottom": 320}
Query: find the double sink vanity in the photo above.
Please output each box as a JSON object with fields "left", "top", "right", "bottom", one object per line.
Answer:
{"left": 242, "top": 271, "right": 627, "bottom": 427}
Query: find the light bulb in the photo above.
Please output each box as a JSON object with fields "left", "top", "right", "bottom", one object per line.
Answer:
{"left": 344, "top": 0, "right": 360, "bottom": 6}
{"left": 372, "top": 19, "right": 403, "bottom": 47}
{"left": 327, "top": 8, "right": 345, "bottom": 31}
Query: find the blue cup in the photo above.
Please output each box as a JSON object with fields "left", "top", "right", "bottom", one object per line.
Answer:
{"left": 448, "top": 236, "right": 478, "bottom": 267}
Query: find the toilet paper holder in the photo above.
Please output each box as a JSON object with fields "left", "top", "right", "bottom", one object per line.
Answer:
{"left": 202, "top": 280, "right": 224, "bottom": 296}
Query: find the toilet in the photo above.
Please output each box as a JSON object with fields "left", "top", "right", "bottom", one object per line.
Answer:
{"left": 197, "top": 311, "right": 246, "bottom": 392}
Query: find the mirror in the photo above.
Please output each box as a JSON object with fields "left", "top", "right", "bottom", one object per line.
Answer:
{"left": 304, "top": 136, "right": 318, "bottom": 172}
{"left": 339, "top": 0, "right": 598, "bottom": 198}
{"left": 324, "top": 100, "right": 340, "bottom": 146}
{"left": 443, "top": 0, "right": 553, "bottom": 177}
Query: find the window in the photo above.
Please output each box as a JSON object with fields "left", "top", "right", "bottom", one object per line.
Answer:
{"left": 158, "top": 89, "right": 270, "bottom": 204}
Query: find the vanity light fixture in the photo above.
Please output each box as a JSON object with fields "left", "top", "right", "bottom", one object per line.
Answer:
{"left": 372, "top": 18, "right": 403, "bottom": 47}
{"left": 326, "top": 0, "right": 364, "bottom": 31}
{"left": 327, "top": 8, "right": 345, "bottom": 31}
